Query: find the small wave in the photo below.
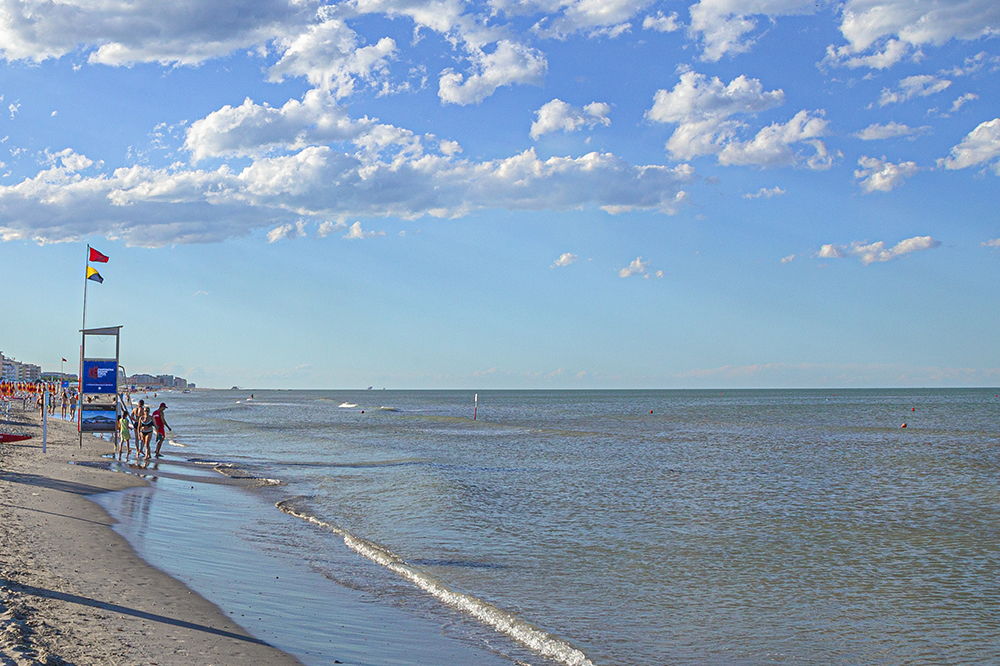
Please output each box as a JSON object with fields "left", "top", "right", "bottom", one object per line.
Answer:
{"left": 379, "top": 406, "right": 398, "bottom": 411}
{"left": 339, "top": 402, "right": 357, "bottom": 408}
{"left": 168, "top": 439, "right": 188, "bottom": 448}
{"left": 188, "top": 458, "right": 225, "bottom": 465}
{"left": 214, "top": 463, "right": 283, "bottom": 486}
{"left": 275, "top": 498, "right": 593, "bottom": 666}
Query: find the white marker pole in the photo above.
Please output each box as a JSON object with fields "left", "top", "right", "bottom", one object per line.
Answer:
{"left": 42, "top": 386, "right": 48, "bottom": 454}
{"left": 474, "top": 393, "right": 478, "bottom": 421}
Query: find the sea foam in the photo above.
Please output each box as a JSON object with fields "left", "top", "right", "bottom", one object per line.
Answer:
{"left": 276, "top": 497, "right": 593, "bottom": 666}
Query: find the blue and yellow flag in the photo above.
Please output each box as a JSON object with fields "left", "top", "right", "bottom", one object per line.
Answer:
{"left": 86, "top": 266, "right": 104, "bottom": 283}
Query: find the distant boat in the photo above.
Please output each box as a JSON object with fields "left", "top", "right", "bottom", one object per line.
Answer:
{"left": 367, "top": 386, "right": 373, "bottom": 390}
{"left": 339, "top": 402, "right": 357, "bottom": 408}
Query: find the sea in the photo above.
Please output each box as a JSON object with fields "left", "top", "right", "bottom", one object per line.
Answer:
{"left": 92, "top": 389, "right": 1000, "bottom": 666}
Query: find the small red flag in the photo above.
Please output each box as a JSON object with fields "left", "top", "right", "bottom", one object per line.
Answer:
{"left": 62, "top": 358, "right": 67, "bottom": 362}
{"left": 89, "top": 247, "right": 109, "bottom": 263}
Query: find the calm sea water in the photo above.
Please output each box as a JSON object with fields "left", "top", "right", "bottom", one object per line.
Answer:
{"left": 114, "top": 389, "right": 1000, "bottom": 666}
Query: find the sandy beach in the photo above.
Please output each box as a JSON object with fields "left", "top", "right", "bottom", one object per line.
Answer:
{"left": 0, "top": 404, "right": 302, "bottom": 666}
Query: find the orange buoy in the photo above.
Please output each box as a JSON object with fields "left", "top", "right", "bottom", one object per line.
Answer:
{"left": 901, "top": 423, "right": 907, "bottom": 428}
{"left": 911, "top": 407, "right": 915, "bottom": 411}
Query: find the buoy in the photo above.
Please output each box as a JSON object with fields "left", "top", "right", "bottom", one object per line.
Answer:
{"left": 911, "top": 407, "right": 915, "bottom": 411}
{"left": 650, "top": 410, "right": 653, "bottom": 414}
{"left": 901, "top": 423, "right": 907, "bottom": 428}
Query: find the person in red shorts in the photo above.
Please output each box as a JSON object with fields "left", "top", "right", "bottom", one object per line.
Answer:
{"left": 152, "top": 402, "right": 172, "bottom": 458}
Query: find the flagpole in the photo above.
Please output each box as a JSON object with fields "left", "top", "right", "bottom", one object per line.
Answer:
{"left": 80, "top": 244, "right": 90, "bottom": 445}
{"left": 82, "top": 244, "right": 90, "bottom": 335}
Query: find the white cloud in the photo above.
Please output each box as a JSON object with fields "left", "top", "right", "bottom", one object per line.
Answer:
{"left": 817, "top": 244, "right": 846, "bottom": 259}
{"left": 687, "top": 0, "right": 818, "bottom": 62}
{"left": 744, "top": 186, "right": 786, "bottom": 199}
{"left": 647, "top": 71, "right": 785, "bottom": 125}
{"left": 184, "top": 89, "right": 374, "bottom": 162}
{"left": 877, "top": 75, "right": 951, "bottom": 106}
{"left": 0, "top": 0, "right": 315, "bottom": 65}
{"left": 949, "top": 93, "right": 979, "bottom": 114}
{"left": 780, "top": 254, "right": 795, "bottom": 263}
{"left": 826, "top": 0, "right": 1000, "bottom": 70}
{"left": 854, "top": 155, "right": 919, "bottom": 192}
{"left": 266, "top": 221, "right": 306, "bottom": 242}
{"left": 646, "top": 71, "right": 786, "bottom": 161}
{"left": 818, "top": 236, "right": 941, "bottom": 265}
{"left": 268, "top": 19, "right": 397, "bottom": 98}
{"left": 937, "top": 118, "right": 1000, "bottom": 174}
{"left": 317, "top": 220, "right": 347, "bottom": 237}
{"left": 530, "top": 99, "right": 611, "bottom": 139}
{"left": 643, "top": 11, "right": 681, "bottom": 33}
{"left": 551, "top": 252, "right": 578, "bottom": 267}
{"left": 718, "top": 110, "right": 831, "bottom": 169}
{"left": 854, "top": 121, "right": 929, "bottom": 140}
{"left": 489, "top": 0, "right": 655, "bottom": 37}
{"left": 983, "top": 238, "right": 1000, "bottom": 248}
{"left": 822, "top": 38, "right": 910, "bottom": 70}
{"left": 439, "top": 40, "right": 547, "bottom": 105}
{"left": 0, "top": 143, "right": 696, "bottom": 246}
{"left": 438, "top": 140, "right": 462, "bottom": 156}
{"left": 838, "top": 0, "right": 1000, "bottom": 55}
{"left": 646, "top": 269, "right": 664, "bottom": 279}
{"left": 684, "top": 1, "right": 999, "bottom": 68}
{"left": 647, "top": 72, "right": 832, "bottom": 169}
{"left": 619, "top": 256, "right": 648, "bottom": 277}
{"left": 343, "top": 221, "right": 385, "bottom": 239}
{"left": 942, "top": 51, "right": 1000, "bottom": 76}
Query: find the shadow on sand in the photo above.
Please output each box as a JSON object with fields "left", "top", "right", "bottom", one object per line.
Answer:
{"left": 9, "top": 581, "right": 272, "bottom": 647}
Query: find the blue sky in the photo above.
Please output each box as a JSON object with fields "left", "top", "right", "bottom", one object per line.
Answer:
{"left": 1, "top": 0, "right": 998, "bottom": 389}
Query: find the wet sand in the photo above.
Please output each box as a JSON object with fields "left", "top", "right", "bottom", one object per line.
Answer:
{"left": 0, "top": 404, "right": 303, "bottom": 666}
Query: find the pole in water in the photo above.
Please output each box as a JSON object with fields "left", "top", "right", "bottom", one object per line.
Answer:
{"left": 474, "top": 393, "right": 478, "bottom": 421}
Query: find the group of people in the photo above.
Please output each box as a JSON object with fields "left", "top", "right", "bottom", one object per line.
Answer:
{"left": 35, "top": 387, "right": 78, "bottom": 421}
{"left": 116, "top": 399, "right": 171, "bottom": 460}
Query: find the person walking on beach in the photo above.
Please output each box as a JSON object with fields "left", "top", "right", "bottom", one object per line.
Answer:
{"left": 131, "top": 399, "right": 145, "bottom": 444}
{"left": 138, "top": 406, "right": 155, "bottom": 459}
{"left": 118, "top": 410, "right": 132, "bottom": 458}
{"left": 61, "top": 391, "right": 69, "bottom": 419}
{"left": 152, "top": 402, "right": 171, "bottom": 458}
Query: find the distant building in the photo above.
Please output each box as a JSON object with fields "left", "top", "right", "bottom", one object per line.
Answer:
{"left": 127, "top": 372, "right": 192, "bottom": 388}
{"left": 40, "top": 372, "right": 78, "bottom": 383}
{"left": 1, "top": 352, "right": 41, "bottom": 382}
{"left": 20, "top": 364, "right": 41, "bottom": 382}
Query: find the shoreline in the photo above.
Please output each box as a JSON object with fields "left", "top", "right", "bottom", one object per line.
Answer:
{"left": 0, "top": 405, "right": 303, "bottom": 665}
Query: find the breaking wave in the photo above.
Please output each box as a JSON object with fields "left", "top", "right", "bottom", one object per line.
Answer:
{"left": 275, "top": 497, "right": 593, "bottom": 666}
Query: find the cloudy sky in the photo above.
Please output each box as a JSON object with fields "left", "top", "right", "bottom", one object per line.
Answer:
{"left": 1, "top": 0, "right": 998, "bottom": 389}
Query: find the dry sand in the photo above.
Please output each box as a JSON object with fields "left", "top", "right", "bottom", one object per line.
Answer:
{"left": 0, "top": 403, "right": 303, "bottom": 666}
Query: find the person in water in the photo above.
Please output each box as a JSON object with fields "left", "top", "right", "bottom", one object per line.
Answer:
{"left": 138, "top": 406, "right": 155, "bottom": 459}
{"left": 131, "top": 399, "right": 145, "bottom": 444}
{"left": 152, "top": 402, "right": 172, "bottom": 458}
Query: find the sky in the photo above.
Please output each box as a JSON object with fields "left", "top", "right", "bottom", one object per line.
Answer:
{"left": 0, "top": 0, "right": 998, "bottom": 389}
